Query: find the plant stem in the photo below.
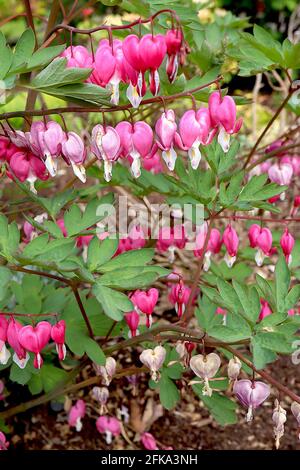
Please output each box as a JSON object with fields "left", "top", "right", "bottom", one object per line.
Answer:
{"left": 243, "top": 85, "right": 300, "bottom": 169}
{"left": 9, "top": 265, "right": 71, "bottom": 285}
{"left": 0, "top": 78, "right": 222, "bottom": 122}
{"left": 71, "top": 285, "right": 94, "bottom": 339}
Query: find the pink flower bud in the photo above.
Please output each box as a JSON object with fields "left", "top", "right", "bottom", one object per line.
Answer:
{"left": 61, "top": 45, "right": 93, "bottom": 69}
{"left": 259, "top": 299, "right": 272, "bottom": 321}
{"left": 169, "top": 282, "right": 191, "bottom": 318}
{"left": 190, "top": 353, "right": 221, "bottom": 396}
{"left": 92, "top": 386, "right": 109, "bottom": 414}
{"left": 0, "top": 316, "right": 10, "bottom": 366}
{"left": 140, "top": 345, "right": 166, "bottom": 382}
{"left": 268, "top": 163, "right": 293, "bottom": 201}
{"left": 272, "top": 399, "right": 286, "bottom": 449}
{"left": 96, "top": 416, "right": 121, "bottom": 444}
{"left": 227, "top": 356, "right": 242, "bottom": 382}
{"left": 51, "top": 320, "right": 66, "bottom": 361}
{"left": 18, "top": 321, "right": 52, "bottom": 369}
{"left": 68, "top": 399, "right": 86, "bottom": 432}
{"left": 280, "top": 228, "right": 295, "bottom": 265}
{"left": 0, "top": 432, "right": 9, "bottom": 450}
{"left": 141, "top": 432, "right": 159, "bottom": 450}
{"left": 124, "top": 310, "right": 140, "bottom": 337}
{"left": 223, "top": 225, "right": 239, "bottom": 268}
{"left": 233, "top": 379, "right": 270, "bottom": 422}
{"left": 155, "top": 110, "right": 177, "bottom": 170}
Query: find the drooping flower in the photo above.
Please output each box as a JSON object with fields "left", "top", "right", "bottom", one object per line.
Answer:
{"left": 141, "top": 432, "right": 159, "bottom": 450}
{"left": 91, "top": 124, "right": 121, "bottom": 182}
{"left": 92, "top": 386, "right": 109, "bottom": 414}
{"left": 175, "top": 108, "right": 216, "bottom": 169}
{"left": 280, "top": 227, "right": 295, "bottom": 265}
{"left": 131, "top": 288, "right": 159, "bottom": 328}
{"left": 208, "top": 91, "right": 243, "bottom": 152}
{"left": 142, "top": 151, "right": 164, "bottom": 174}
{"left": 61, "top": 45, "right": 93, "bottom": 69}
{"left": 0, "top": 316, "right": 10, "bottom": 365}
{"left": 61, "top": 131, "right": 86, "bottom": 183}
{"left": 169, "top": 281, "right": 191, "bottom": 318}
{"left": 18, "top": 321, "right": 52, "bottom": 369}
{"left": 7, "top": 318, "right": 30, "bottom": 369}
{"left": 96, "top": 416, "right": 121, "bottom": 444}
{"left": 272, "top": 399, "right": 287, "bottom": 449}
{"left": 95, "top": 356, "right": 116, "bottom": 386}
{"left": 28, "top": 121, "right": 66, "bottom": 177}
{"left": 122, "top": 35, "right": 148, "bottom": 107}
{"left": 268, "top": 163, "right": 293, "bottom": 200}
{"left": 156, "top": 224, "right": 186, "bottom": 262}
{"left": 248, "top": 224, "right": 273, "bottom": 266}
{"left": 291, "top": 401, "right": 300, "bottom": 440}
{"left": 165, "top": 29, "right": 183, "bottom": 83}
{"left": 193, "top": 223, "right": 222, "bottom": 271}
{"left": 8, "top": 149, "right": 48, "bottom": 193}
{"left": 223, "top": 224, "right": 239, "bottom": 268}
{"left": 51, "top": 320, "right": 66, "bottom": 361}
{"left": 259, "top": 299, "right": 272, "bottom": 321}
{"left": 233, "top": 379, "right": 270, "bottom": 422}
{"left": 139, "top": 345, "right": 166, "bottom": 382}
{"left": 155, "top": 110, "right": 178, "bottom": 170}
{"left": 189, "top": 353, "right": 221, "bottom": 397}
{"left": 116, "top": 121, "right": 153, "bottom": 178}
{"left": 68, "top": 399, "right": 86, "bottom": 432}
{"left": 124, "top": 310, "right": 140, "bottom": 337}
{"left": 227, "top": 356, "right": 242, "bottom": 383}
{"left": 139, "top": 34, "right": 167, "bottom": 96}
{"left": 0, "top": 432, "right": 9, "bottom": 450}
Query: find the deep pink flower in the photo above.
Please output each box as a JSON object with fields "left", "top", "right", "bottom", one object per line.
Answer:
{"left": 131, "top": 288, "right": 159, "bottom": 327}
{"left": 0, "top": 432, "right": 9, "bottom": 450}
{"left": 141, "top": 432, "right": 159, "bottom": 450}
{"left": 18, "top": 321, "right": 52, "bottom": 369}
{"left": 248, "top": 224, "right": 273, "bottom": 266}
{"left": 157, "top": 225, "right": 186, "bottom": 260}
{"left": 61, "top": 45, "right": 93, "bottom": 69}
{"left": 139, "top": 34, "right": 167, "bottom": 96}
{"left": 116, "top": 121, "right": 153, "bottom": 178}
{"left": 259, "top": 299, "right": 272, "bottom": 321}
{"left": 68, "top": 399, "right": 86, "bottom": 431}
{"left": 165, "top": 29, "right": 183, "bottom": 82}
{"left": 124, "top": 310, "right": 140, "bottom": 337}
{"left": 223, "top": 224, "right": 239, "bottom": 268}
{"left": 280, "top": 228, "right": 295, "bottom": 265}
{"left": 169, "top": 281, "right": 191, "bottom": 318}
{"left": 51, "top": 320, "right": 66, "bottom": 361}
{"left": 175, "top": 109, "right": 215, "bottom": 169}
{"left": 208, "top": 91, "right": 243, "bottom": 152}
{"left": 7, "top": 318, "right": 29, "bottom": 369}
{"left": 142, "top": 151, "right": 164, "bottom": 174}
{"left": 8, "top": 150, "right": 48, "bottom": 192}
{"left": 96, "top": 416, "right": 121, "bottom": 444}
{"left": 0, "top": 316, "right": 10, "bottom": 365}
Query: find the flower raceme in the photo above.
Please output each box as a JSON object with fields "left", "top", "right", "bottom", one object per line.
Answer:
{"left": 0, "top": 316, "right": 66, "bottom": 368}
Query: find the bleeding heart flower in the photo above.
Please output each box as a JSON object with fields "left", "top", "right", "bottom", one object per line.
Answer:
{"left": 92, "top": 386, "right": 109, "bottom": 414}
{"left": 223, "top": 224, "right": 239, "bottom": 268}
{"left": 291, "top": 402, "right": 300, "bottom": 439}
{"left": 259, "top": 299, "right": 272, "bottom": 321}
{"left": 169, "top": 281, "right": 191, "bottom": 318}
{"left": 141, "top": 432, "right": 159, "bottom": 450}
{"left": 51, "top": 320, "right": 66, "bottom": 361}
{"left": 209, "top": 91, "right": 243, "bottom": 152}
{"left": 155, "top": 110, "right": 178, "bottom": 170}
{"left": 0, "top": 316, "right": 10, "bottom": 366}
{"left": 68, "top": 399, "right": 86, "bottom": 432}
{"left": 116, "top": 121, "right": 153, "bottom": 178}
{"left": 156, "top": 225, "right": 186, "bottom": 262}
{"left": 62, "top": 131, "right": 86, "bottom": 183}
{"left": 272, "top": 399, "right": 286, "bottom": 449}
{"left": 139, "top": 345, "right": 166, "bottom": 382}
{"left": 227, "top": 356, "right": 242, "bottom": 382}
{"left": 8, "top": 149, "right": 48, "bottom": 193}
{"left": 0, "top": 432, "right": 9, "bottom": 450}
{"left": 96, "top": 416, "right": 121, "bottom": 444}
{"left": 7, "top": 318, "right": 30, "bottom": 369}
{"left": 189, "top": 353, "right": 221, "bottom": 396}
{"left": 233, "top": 379, "right": 270, "bottom": 422}
{"left": 91, "top": 124, "right": 121, "bottom": 182}
{"left": 124, "top": 310, "right": 140, "bottom": 337}
{"left": 139, "top": 34, "right": 167, "bottom": 96}
{"left": 248, "top": 224, "right": 273, "bottom": 266}
{"left": 280, "top": 227, "right": 295, "bottom": 265}
{"left": 175, "top": 109, "right": 215, "bottom": 169}
{"left": 61, "top": 45, "right": 93, "bottom": 69}
{"left": 95, "top": 356, "right": 116, "bottom": 386}
{"left": 165, "top": 29, "right": 183, "bottom": 83}
{"left": 131, "top": 288, "right": 159, "bottom": 328}
{"left": 268, "top": 163, "right": 293, "bottom": 200}
{"left": 18, "top": 321, "right": 51, "bottom": 369}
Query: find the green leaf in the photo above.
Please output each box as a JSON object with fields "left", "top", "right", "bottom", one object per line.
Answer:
{"left": 0, "top": 267, "right": 12, "bottom": 301}
{"left": 99, "top": 248, "right": 154, "bottom": 272}
{"left": 26, "top": 45, "right": 65, "bottom": 70}
{"left": 28, "top": 364, "right": 68, "bottom": 394}
{"left": 37, "top": 83, "right": 111, "bottom": 106}
{"left": 193, "top": 384, "right": 237, "bottom": 425}
{"left": 64, "top": 199, "right": 109, "bottom": 237}
{"left": 158, "top": 373, "right": 180, "bottom": 410}
{"left": 251, "top": 336, "right": 277, "bottom": 369}
{"left": 87, "top": 236, "right": 118, "bottom": 271}
{"left": 98, "top": 266, "right": 168, "bottom": 290}
{"left": 10, "top": 362, "right": 33, "bottom": 385}
{"left": 0, "top": 45, "right": 13, "bottom": 80}
{"left": 232, "top": 281, "right": 260, "bottom": 324}
{"left": 83, "top": 338, "right": 106, "bottom": 365}
{"left": 92, "top": 283, "right": 133, "bottom": 321}
{"left": 275, "top": 255, "right": 290, "bottom": 312}
{"left": 11, "top": 28, "right": 35, "bottom": 71}
{"left": 254, "top": 332, "right": 293, "bottom": 354}
{"left": 31, "top": 58, "right": 92, "bottom": 88}
{"left": 22, "top": 233, "right": 49, "bottom": 258}
{"left": 285, "top": 285, "right": 300, "bottom": 311}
